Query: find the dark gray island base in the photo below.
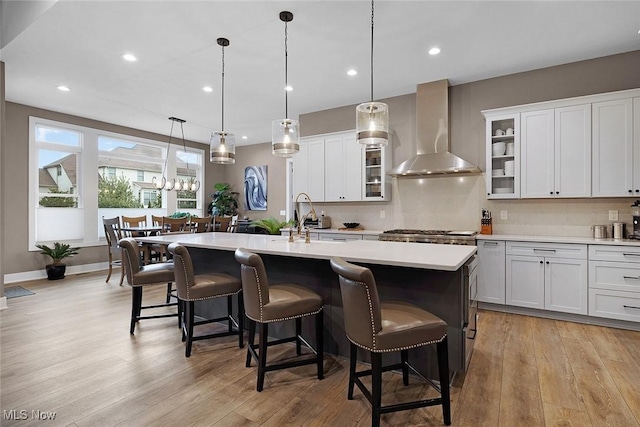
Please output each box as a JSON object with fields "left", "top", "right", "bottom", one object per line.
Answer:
{"left": 188, "top": 247, "right": 474, "bottom": 381}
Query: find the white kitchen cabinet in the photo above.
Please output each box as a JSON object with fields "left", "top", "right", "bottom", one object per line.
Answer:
{"left": 477, "top": 240, "right": 506, "bottom": 304}
{"left": 592, "top": 98, "right": 634, "bottom": 197}
{"left": 520, "top": 105, "right": 591, "bottom": 198}
{"left": 292, "top": 137, "right": 325, "bottom": 202}
{"left": 318, "top": 233, "right": 362, "bottom": 241}
{"left": 324, "top": 133, "right": 362, "bottom": 202}
{"left": 485, "top": 114, "right": 520, "bottom": 199}
{"left": 588, "top": 245, "right": 640, "bottom": 322}
{"left": 633, "top": 97, "right": 640, "bottom": 194}
{"left": 506, "top": 242, "right": 588, "bottom": 315}
{"left": 363, "top": 144, "right": 392, "bottom": 201}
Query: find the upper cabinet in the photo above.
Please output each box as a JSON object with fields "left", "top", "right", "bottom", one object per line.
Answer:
{"left": 592, "top": 98, "right": 634, "bottom": 197}
{"left": 483, "top": 88, "right": 640, "bottom": 200}
{"left": 294, "top": 130, "right": 391, "bottom": 203}
{"left": 485, "top": 114, "right": 520, "bottom": 199}
{"left": 521, "top": 104, "right": 591, "bottom": 198}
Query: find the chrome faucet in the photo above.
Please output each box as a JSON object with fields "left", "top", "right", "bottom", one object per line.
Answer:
{"left": 294, "top": 192, "right": 317, "bottom": 236}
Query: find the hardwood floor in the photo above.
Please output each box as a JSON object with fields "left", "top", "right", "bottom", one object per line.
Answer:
{"left": 2, "top": 271, "right": 639, "bottom": 426}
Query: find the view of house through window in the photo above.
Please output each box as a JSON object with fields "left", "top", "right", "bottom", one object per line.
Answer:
{"left": 30, "top": 117, "right": 204, "bottom": 247}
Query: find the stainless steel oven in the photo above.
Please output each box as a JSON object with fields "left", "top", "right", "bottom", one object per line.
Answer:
{"left": 463, "top": 254, "right": 478, "bottom": 370}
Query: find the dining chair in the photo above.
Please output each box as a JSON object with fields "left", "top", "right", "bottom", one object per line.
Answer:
{"left": 161, "top": 216, "right": 188, "bottom": 233}
{"left": 121, "top": 215, "right": 147, "bottom": 237}
{"left": 214, "top": 216, "right": 231, "bottom": 232}
{"left": 190, "top": 216, "right": 212, "bottom": 233}
{"left": 102, "top": 216, "right": 124, "bottom": 286}
{"left": 228, "top": 215, "right": 239, "bottom": 233}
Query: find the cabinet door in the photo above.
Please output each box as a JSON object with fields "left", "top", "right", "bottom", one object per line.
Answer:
{"left": 485, "top": 114, "right": 520, "bottom": 199}
{"left": 545, "top": 258, "right": 588, "bottom": 315}
{"left": 343, "top": 134, "right": 362, "bottom": 201}
{"left": 307, "top": 139, "right": 325, "bottom": 201}
{"left": 592, "top": 98, "right": 633, "bottom": 197}
{"left": 555, "top": 104, "right": 591, "bottom": 197}
{"left": 477, "top": 240, "right": 506, "bottom": 304}
{"left": 324, "top": 136, "right": 345, "bottom": 202}
{"left": 506, "top": 255, "right": 545, "bottom": 309}
{"left": 521, "top": 110, "right": 555, "bottom": 198}
{"left": 292, "top": 142, "right": 309, "bottom": 197}
{"left": 634, "top": 97, "right": 640, "bottom": 193}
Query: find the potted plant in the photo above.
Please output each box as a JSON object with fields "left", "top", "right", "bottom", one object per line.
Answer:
{"left": 207, "top": 183, "right": 239, "bottom": 217}
{"left": 35, "top": 242, "right": 80, "bottom": 280}
{"left": 251, "top": 217, "right": 294, "bottom": 235}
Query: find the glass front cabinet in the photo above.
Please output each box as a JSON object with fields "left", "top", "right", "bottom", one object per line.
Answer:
{"left": 363, "top": 143, "right": 391, "bottom": 201}
{"left": 484, "top": 113, "right": 520, "bottom": 199}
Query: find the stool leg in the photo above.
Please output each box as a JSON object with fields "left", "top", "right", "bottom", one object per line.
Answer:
{"left": 316, "top": 311, "right": 324, "bottom": 380}
{"left": 185, "top": 301, "right": 195, "bottom": 357}
{"left": 180, "top": 299, "right": 187, "bottom": 342}
{"left": 237, "top": 293, "right": 244, "bottom": 349}
{"left": 227, "top": 295, "right": 233, "bottom": 333}
{"left": 401, "top": 349, "right": 409, "bottom": 386}
{"left": 257, "top": 322, "right": 268, "bottom": 392}
{"left": 130, "top": 286, "right": 142, "bottom": 334}
{"left": 166, "top": 282, "right": 172, "bottom": 303}
{"left": 437, "top": 338, "right": 451, "bottom": 426}
{"left": 177, "top": 299, "right": 183, "bottom": 329}
{"left": 348, "top": 343, "right": 357, "bottom": 400}
{"left": 295, "top": 318, "right": 302, "bottom": 355}
{"left": 246, "top": 319, "right": 255, "bottom": 367}
{"left": 371, "top": 352, "right": 382, "bottom": 427}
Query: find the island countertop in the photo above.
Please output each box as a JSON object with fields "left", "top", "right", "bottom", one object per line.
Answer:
{"left": 137, "top": 233, "right": 477, "bottom": 271}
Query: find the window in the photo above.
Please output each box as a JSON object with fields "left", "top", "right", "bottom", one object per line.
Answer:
{"left": 29, "top": 117, "right": 205, "bottom": 248}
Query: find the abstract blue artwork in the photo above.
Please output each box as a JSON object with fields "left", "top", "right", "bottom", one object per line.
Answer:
{"left": 244, "top": 165, "right": 267, "bottom": 210}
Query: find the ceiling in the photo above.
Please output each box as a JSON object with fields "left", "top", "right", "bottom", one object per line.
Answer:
{"left": 2, "top": 0, "right": 639, "bottom": 147}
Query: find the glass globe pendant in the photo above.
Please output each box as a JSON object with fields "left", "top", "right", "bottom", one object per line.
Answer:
{"left": 210, "top": 37, "right": 236, "bottom": 164}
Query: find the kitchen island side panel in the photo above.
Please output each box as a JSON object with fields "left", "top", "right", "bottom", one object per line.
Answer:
{"left": 188, "top": 247, "right": 467, "bottom": 377}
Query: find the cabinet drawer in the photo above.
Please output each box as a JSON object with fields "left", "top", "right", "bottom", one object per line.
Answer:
{"left": 506, "top": 241, "right": 587, "bottom": 259}
{"left": 589, "top": 244, "right": 640, "bottom": 262}
{"left": 588, "top": 289, "right": 640, "bottom": 322}
{"left": 318, "top": 233, "right": 362, "bottom": 241}
{"left": 589, "top": 261, "right": 640, "bottom": 292}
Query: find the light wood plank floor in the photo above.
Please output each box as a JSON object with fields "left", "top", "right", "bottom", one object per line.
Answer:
{"left": 2, "top": 271, "right": 639, "bottom": 426}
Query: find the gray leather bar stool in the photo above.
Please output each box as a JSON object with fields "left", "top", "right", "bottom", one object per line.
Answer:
{"left": 120, "top": 238, "right": 179, "bottom": 334}
{"left": 330, "top": 257, "right": 451, "bottom": 427}
{"left": 168, "top": 243, "right": 244, "bottom": 357}
{"left": 234, "top": 248, "right": 324, "bottom": 392}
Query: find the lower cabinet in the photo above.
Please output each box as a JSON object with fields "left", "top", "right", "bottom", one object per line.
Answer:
{"left": 318, "top": 233, "right": 362, "bottom": 241}
{"left": 477, "top": 240, "right": 506, "bottom": 304}
{"left": 505, "top": 242, "right": 588, "bottom": 315}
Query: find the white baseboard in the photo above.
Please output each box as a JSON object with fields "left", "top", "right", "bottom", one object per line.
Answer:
{"left": 0, "top": 296, "right": 7, "bottom": 310}
{"left": 3, "top": 262, "right": 110, "bottom": 284}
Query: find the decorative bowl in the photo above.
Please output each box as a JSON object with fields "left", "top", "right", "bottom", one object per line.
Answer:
{"left": 343, "top": 222, "right": 360, "bottom": 229}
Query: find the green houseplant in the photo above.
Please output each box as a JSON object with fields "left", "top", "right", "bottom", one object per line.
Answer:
{"left": 35, "top": 242, "right": 80, "bottom": 280}
{"left": 251, "top": 217, "right": 293, "bottom": 235}
{"left": 207, "top": 183, "right": 239, "bottom": 217}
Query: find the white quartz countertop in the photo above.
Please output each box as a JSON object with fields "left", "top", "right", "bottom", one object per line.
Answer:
{"left": 477, "top": 233, "right": 640, "bottom": 246}
{"left": 280, "top": 227, "right": 384, "bottom": 236}
{"left": 138, "top": 233, "right": 476, "bottom": 271}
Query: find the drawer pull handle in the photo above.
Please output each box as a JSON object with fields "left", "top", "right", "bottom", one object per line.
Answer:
{"left": 623, "top": 275, "right": 640, "bottom": 280}
{"left": 623, "top": 305, "right": 640, "bottom": 310}
{"left": 623, "top": 253, "right": 640, "bottom": 257}
{"left": 533, "top": 249, "right": 556, "bottom": 253}
{"left": 483, "top": 242, "right": 499, "bottom": 246}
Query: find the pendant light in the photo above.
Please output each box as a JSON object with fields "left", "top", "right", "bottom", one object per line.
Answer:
{"left": 356, "top": 0, "right": 389, "bottom": 148}
{"left": 152, "top": 117, "right": 200, "bottom": 192}
{"left": 210, "top": 37, "right": 236, "bottom": 164}
{"left": 272, "top": 11, "right": 300, "bottom": 157}
{"left": 177, "top": 117, "right": 200, "bottom": 192}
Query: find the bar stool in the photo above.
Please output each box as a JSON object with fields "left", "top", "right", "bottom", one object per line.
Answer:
{"left": 330, "top": 257, "right": 451, "bottom": 427}
{"left": 120, "top": 238, "right": 179, "bottom": 334}
{"left": 168, "top": 243, "right": 244, "bottom": 357}
{"left": 234, "top": 248, "right": 324, "bottom": 392}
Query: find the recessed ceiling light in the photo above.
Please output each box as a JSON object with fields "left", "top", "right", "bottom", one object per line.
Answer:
{"left": 203, "top": 86, "right": 213, "bottom": 93}
{"left": 429, "top": 47, "right": 441, "bottom": 55}
{"left": 285, "top": 85, "right": 293, "bottom": 92}
{"left": 242, "top": 136, "right": 248, "bottom": 140}
{"left": 347, "top": 69, "right": 358, "bottom": 76}
{"left": 122, "top": 53, "right": 137, "bottom": 62}
{"left": 57, "top": 85, "right": 70, "bottom": 92}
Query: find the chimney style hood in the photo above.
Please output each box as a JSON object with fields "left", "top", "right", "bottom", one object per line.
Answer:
{"left": 388, "top": 79, "right": 480, "bottom": 177}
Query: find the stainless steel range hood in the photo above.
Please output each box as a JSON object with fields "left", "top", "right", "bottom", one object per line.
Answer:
{"left": 388, "top": 79, "right": 480, "bottom": 177}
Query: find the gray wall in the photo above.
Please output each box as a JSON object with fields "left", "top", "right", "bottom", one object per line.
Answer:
{"left": 1, "top": 61, "right": 5, "bottom": 297}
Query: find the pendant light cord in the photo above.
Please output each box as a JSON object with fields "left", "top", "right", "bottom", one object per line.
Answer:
{"left": 284, "top": 18, "right": 289, "bottom": 119}
{"left": 163, "top": 120, "right": 175, "bottom": 175}
{"left": 221, "top": 43, "right": 225, "bottom": 132}
{"left": 370, "top": 0, "right": 375, "bottom": 103}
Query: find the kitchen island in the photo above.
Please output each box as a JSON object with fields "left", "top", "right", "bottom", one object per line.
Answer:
{"left": 137, "top": 233, "right": 477, "bottom": 378}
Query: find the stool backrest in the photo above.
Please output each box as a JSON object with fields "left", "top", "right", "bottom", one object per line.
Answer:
{"left": 234, "top": 248, "right": 270, "bottom": 320}
{"left": 330, "top": 257, "right": 382, "bottom": 349}
{"left": 119, "top": 237, "right": 142, "bottom": 284}
{"left": 168, "top": 243, "right": 192, "bottom": 300}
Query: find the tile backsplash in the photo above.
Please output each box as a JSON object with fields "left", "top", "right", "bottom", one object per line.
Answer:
{"left": 313, "top": 174, "right": 637, "bottom": 237}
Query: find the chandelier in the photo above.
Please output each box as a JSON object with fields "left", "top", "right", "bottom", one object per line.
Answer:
{"left": 152, "top": 117, "right": 200, "bottom": 191}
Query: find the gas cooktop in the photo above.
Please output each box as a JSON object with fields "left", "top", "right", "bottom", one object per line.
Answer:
{"left": 379, "top": 229, "right": 478, "bottom": 244}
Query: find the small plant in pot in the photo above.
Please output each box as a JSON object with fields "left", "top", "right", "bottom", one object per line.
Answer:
{"left": 35, "top": 242, "right": 80, "bottom": 280}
